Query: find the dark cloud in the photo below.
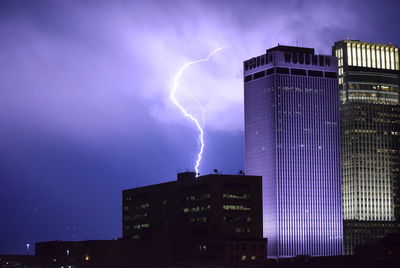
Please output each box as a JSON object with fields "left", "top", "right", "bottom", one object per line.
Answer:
{"left": 0, "top": 0, "right": 399, "bottom": 253}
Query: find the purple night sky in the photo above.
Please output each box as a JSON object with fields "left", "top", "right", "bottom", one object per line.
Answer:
{"left": 0, "top": 0, "right": 399, "bottom": 254}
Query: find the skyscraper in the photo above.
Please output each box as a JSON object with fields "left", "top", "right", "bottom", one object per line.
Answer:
{"left": 244, "top": 46, "right": 343, "bottom": 257}
{"left": 333, "top": 40, "right": 400, "bottom": 254}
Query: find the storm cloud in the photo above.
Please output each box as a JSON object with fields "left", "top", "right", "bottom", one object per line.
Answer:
{"left": 0, "top": 0, "right": 399, "bottom": 254}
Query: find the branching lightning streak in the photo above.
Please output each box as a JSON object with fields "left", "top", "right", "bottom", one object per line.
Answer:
{"left": 170, "top": 47, "right": 224, "bottom": 177}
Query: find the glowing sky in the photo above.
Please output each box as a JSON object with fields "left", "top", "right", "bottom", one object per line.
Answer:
{"left": 0, "top": 0, "right": 399, "bottom": 254}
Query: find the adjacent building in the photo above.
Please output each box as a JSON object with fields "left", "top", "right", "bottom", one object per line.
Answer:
{"left": 122, "top": 172, "right": 266, "bottom": 265}
{"left": 244, "top": 45, "right": 343, "bottom": 257}
{"left": 332, "top": 40, "right": 400, "bottom": 254}
{"left": 34, "top": 239, "right": 140, "bottom": 268}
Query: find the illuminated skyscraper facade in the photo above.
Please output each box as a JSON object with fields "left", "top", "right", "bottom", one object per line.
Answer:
{"left": 333, "top": 40, "right": 400, "bottom": 254}
{"left": 244, "top": 46, "right": 343, "bottom": 257}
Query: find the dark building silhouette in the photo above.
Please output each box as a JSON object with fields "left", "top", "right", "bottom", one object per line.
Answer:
{"left": 244, "top": 45, "right": 343, "bottom": 257}
{"left": 122, "top": 172, "right": 266, "bottom": 265}
{"left": 1, "top": 173, "right": 266, "bottom": 268}
{"left": 34, "top": 239, "right": 141, "bottom": 268}
{"left": 354, "top": 233, "right": 400, "bottom": 260}
{"left": 3, "top": 243, "right": 400, "bottom": 268}
{"left": 333, "top": 40, "right": 400, "bottom": 254}
{"left": 0, "top": 255, "right": 46, "bottom": 268}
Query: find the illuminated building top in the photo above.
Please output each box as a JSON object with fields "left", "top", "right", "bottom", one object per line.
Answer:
{"left": 334, "top": 40, "right": 399, "bottom": 85}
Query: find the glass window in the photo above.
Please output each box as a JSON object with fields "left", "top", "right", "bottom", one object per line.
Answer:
{"left": 390, "top": 48, "right": 395, "bottom": 70}
{"left": 377, "top": 46, "right": 381, "bottom": 68}
{"left": 253, "top": 70, "right": 265, "bottom": 79}
{"left": 386, "top": 47, "right": 390, "bottom": 70}
{"left": 244, "top": 75, "right": 252, "bottom": 82}
{"left": 371, "top": 46, "right": 376, "bottom": 68}
{"left": 362, "top": 44, "right": 366, "bottom": 67}
{"left": 276, "top": 67, "right": 290, "bottom": 74}
{"left": 347, "top": 43, "right": 352, "bottom": 66}
{"left": 352, "top": 44, "right": 357, "bottom": 67}
{"left": 308, "top": 70, "right": 323, "bottom": 77}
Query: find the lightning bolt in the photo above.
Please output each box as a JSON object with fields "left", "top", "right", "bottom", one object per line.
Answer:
{"left": 170, "top": 47, "right": 224, "bottom": 177}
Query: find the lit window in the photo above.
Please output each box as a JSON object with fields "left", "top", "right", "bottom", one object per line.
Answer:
{"left": 377, "top": 46, "right": 381, "bottom": 68}
{"left": 133, "top": 223, "right": 150, "bottom": 229}
{"left": 390, "top": 47, "right": 395, "bottom": 70}
{"left": 366, "top": 45, "right": 371, "bottom": 67}
{"left": 235, "top": 227, "right": 251, "bottom": 233}
{"left": 362, "top": 44, "right": 366, "bottom": 67}
{"left": 386, "top": 47, "right": 390, "bottom": 69}
{"left": 357, "top": 44, "right": 361, "bottom": 66}
{"left": 381, "top": 46, "right": 386, "bottom": 69}
{"left": 223, "top": 193, "right": 250, "bottom": 199}
{"left": 347, "top": 43, "right": 352, "bottom": 66}
{"left": 371, "top": 45, "right": 376, "bottom": 68}
{"left": 223, "top": 205, "right": 251, "bottom": 210}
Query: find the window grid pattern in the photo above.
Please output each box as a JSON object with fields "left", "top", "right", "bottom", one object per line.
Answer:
{"left": 244, "top": 58, "right": 343, "bottom": 257}
{"left": 275, "top": 74, "right": 343, "bottom": 257}
{"left": 341, "top": 103, "right": 399, "bottom": 221}
{"left": 343, "top": 41, "right": 399, "bottom": 71}
{"left": 333, "top": 40, "right": 400, "bottom": 255}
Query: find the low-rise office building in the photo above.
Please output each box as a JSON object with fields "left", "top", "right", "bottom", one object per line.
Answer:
{"left": 122, "top": 172, "right": 266, "bottom": 265}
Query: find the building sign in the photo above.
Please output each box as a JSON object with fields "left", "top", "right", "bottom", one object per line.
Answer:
{"left": 283, "top": 52, "right": 331, "bottom": 67}
{"left": 244, "top": 50, "right": 331, "bottom": 71}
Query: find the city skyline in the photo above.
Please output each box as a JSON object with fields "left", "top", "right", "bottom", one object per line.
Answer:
{"left": 1, "top": 0, "right": 400, "bottom": 254}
